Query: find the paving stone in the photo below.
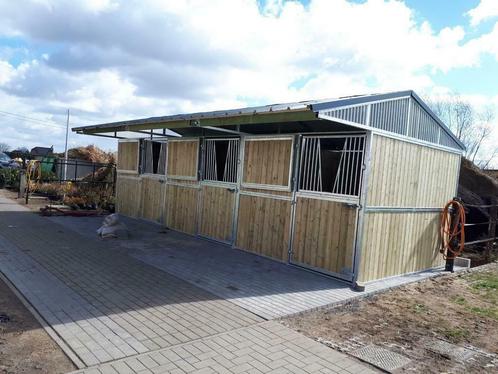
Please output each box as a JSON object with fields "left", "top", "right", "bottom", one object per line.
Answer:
{"left": 0, "top": 197, "right": 261, "bottom": 367}
{"left": 70, "top": 322, "right": 376, "bottom": 374}
{"left": 0, "top": 197, "right": 376, "bottom": 374}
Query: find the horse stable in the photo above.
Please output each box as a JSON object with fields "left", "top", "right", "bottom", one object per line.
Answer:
{"left": 73, "top": 91, "right": 464, "bottom": 288}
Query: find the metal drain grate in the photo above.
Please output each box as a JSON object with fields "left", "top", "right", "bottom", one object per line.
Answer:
{"left": 350, "top": 344, "right": 411, "bottom": 372}
{"left": 425, "top": 339, "right": 476, "bottom": 362}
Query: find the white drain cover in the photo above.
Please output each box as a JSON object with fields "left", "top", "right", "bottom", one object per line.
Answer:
{"left": 350, "top": 344, "right": 411, "bottom": 372}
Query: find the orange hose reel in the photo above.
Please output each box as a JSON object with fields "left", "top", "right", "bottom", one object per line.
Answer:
{"left": 440, "top": 199, "right": 466, "bottom": 260}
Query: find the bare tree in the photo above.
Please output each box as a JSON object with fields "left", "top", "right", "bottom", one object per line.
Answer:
{"left": 0, "top": 142, "right": 10, "bottom": 153}
{"left": 427, "top": 93, "right": 496, "bottom": 167}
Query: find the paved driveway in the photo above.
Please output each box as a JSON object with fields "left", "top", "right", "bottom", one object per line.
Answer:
{"left": 50, "top": 214, "right": 447, "bottom": 321}
{"left": 0, "top": 194, "right": 376, "bottom": 373}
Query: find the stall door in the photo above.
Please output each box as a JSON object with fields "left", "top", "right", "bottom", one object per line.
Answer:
{"left": 165, "top": 139, "right": 200, "bottom": 235}
{"left": 198, "top": 138, "right": 239, "bottom": 243}
{"left": 290, "top": 135, "right": 366, "bottom": 280}
{"left": 235, "top": 136, "right": 294, "bottom": 261}
{"left": 291, "top": 197, "right": 358, "bottom": 279}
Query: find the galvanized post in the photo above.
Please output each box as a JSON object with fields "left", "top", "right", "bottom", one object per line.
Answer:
{"left": 486, "top": 199, "right": 497, "bottom": 263}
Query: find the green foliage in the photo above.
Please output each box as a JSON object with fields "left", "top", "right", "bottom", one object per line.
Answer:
{"left": 441, "top": 327, "right": 470, "bottom": 342}
{"left": 467, "top": 306, "right": 498, "bottom": 320}
{"left": 450, "top": 296, "right": 467, "bottom": 305}
{"left": 0, "top": 168, "right": 21, "bottom": 190}
{"left": 471, "top": 273, "right": 498, "bottom": 291}
{"left": 413, "top": 303, "right": 429, "bottom": 314}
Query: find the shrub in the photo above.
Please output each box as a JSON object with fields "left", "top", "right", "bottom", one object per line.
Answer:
{"left": 0, "top": 168, "right": 21, "bottom": 190}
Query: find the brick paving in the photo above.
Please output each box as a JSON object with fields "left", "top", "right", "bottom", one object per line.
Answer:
{"left": 0, "top": 195, "right": 377, "bottom": 373}
{"left": 0, "top": 199, "right": 261, "bottom": 367}
{"left": 51, "top": 214, "right": 460, "bottom": 320}
{"left": 70, "top": 321, "right": 377, "bottom": 374}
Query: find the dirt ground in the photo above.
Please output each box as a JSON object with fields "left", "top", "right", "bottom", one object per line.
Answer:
{"left": 284, "top": 262, "right": 498, "bottom": 373}
{"left": 0, "top": 277, "right": 75, "bottom": 374}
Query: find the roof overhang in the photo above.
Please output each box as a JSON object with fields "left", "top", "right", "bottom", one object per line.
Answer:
{"left": 73, "top": 106, "right": 318, "bottom": 137}
{"left": 72, "top": 90, "right": 465, "bottom": 151}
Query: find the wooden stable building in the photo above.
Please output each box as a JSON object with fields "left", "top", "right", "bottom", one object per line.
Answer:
{"left": 74, "top": 91, "right": 464, "bottom": 286}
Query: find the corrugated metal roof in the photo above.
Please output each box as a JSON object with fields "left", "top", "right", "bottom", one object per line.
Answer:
{"left": 72, "top": 90, "right": 464, "bottom": 150}
{"left": 72, "top": 91, "right": 412, "bottom": 132}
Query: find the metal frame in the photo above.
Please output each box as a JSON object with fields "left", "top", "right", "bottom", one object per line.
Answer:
{"left": 288, "top": 133, "right": 367, "bottom": 282}
{"left": 288, "top": 134, "right": 302, "bottom": 263}
{"left": 295, "top": 191, "right": 359, "bottom": 204}
{"left": 297, "top": 134, "right": 366, "bottom": 199}
{"left": 318, "top": 112, "right": 463, "bottom": 156}
{"left": 351, "top": 130, "right": 373, "bottom": 285}
{"left": 165, "top": 180, "right": 200, "bottom": 189}
{"left": 201, "top": 138, "right": 240, "bottom": 184}
{"left": 364, "top": 207, "right": 443, "bottom": 213}
{"left": 240, "top": 135, "right": 295, "bottom": 192}
{"left": 196, "top": 137, "right": 241, "bottom": 244}
{"left": 239, "top": 190, "right": 292, "bottom": 201}
{"left": 140, "top": 138, "right": 168, "bottom": 176}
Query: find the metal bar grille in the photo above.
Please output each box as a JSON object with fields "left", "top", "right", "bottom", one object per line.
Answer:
{"left": 145, "top": 140, "right": 154, "bottom": 173}
{"left": 142, "top": 139, "right": 167, "bottom": 175}
{"left": 299, "top": 135, "right": 365, "bottom": 197}
{"left": 157, "top": 143, "right": 167, "bottom": 175}
{"left": 320, "top": 96, "right": 462, "bottom": 151}
{"left": 370, "top": 98, "right": 409, "bottom": 135}
{"left": 203, "top": 139, "right": 239, "bottom": 183}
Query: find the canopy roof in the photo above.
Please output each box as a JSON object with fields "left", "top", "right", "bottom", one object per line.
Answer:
{"left": 73, "top": 90, "right": 464, "bottom": 151}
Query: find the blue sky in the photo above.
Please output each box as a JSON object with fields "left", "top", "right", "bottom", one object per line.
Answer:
{"left": 0, "top": 0, "right": 497, "bottom": 161}
{"left": 406, "top": 0, "right": 497, "bottom": 96}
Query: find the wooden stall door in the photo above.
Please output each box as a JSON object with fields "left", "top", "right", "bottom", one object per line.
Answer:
{"left": 198, "top": 185, "right": 236, "bottom": 243}
{"left": 198, "top": 138, "right": 239, "bottom": 243}
{"left": 290, "top": 197, "right": 358, "bottom": 279}
{"left": 165, "top": 139, "right": 200, "bottom": 234}
{"left": 235, "top": 136, "right": 294, "bottom": 260}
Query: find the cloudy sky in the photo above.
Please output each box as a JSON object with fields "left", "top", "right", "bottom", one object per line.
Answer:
{"left": 0, "top": 0, "right": 497, "bottom": 156}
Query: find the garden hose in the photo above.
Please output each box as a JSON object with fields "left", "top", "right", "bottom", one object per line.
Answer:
{"left": 440, "top": 199, "right": 466, "bottom": 260}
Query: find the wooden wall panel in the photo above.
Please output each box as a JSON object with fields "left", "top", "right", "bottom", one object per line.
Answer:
{"left": 199, "top": 185, "right": 235, "bottom": 242}
{"left": 235, "top": 195, "right": 291, "bottom": 261}
{"left": 140, "top": 177, "right": 165, "bottom": 223}
{"left": 292, "top": 197, "right": 357, "bottom": 276}
{"left": 243, "top": 138, "right": 292, "bottom": 187}
{"left": 165, "top": 184, "right": 198, "bottom": 234}
{"left": 366, "top": 135, "right": 460, "bottom": 207}
{"left": 358, "top": 212, "right": 444, "bottom": 282}
{"left": 167, "top": 140, "right": 199, "bottom": 178}
{"left": 115, "top": 174, "right": 141, "bottom": 217}
{"left": 117, "top": 141, "right": 139, "bottom": 172}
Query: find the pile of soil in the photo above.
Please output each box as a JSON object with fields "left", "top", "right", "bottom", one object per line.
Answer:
{"left": 458, "top": 158, "right": 498, "bottom": 262}
{"left": 458, "top": 158, "right": 498, "bottom": 205}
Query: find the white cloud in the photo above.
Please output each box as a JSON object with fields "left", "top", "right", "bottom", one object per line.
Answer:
{"left": 0, "top": 0, "right": 496, "bottom": 156}
{"left": 467, "top": 0, "right": 498, "bottom": 26}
